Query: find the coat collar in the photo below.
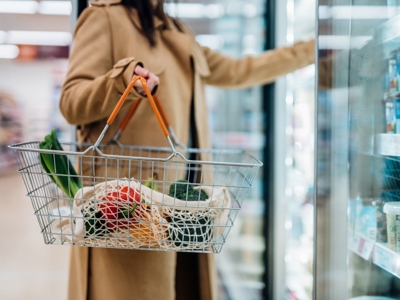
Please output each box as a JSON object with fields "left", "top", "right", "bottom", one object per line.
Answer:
{"left": 90, "top": 0, "right": 122, "bottom": 6}
{"left": 91, "top": 0, "right": 166, "bottom": 30}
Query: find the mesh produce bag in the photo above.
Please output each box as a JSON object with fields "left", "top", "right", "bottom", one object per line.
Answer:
{"left": 53, "top": 179, "right": 231, "bottom": 250}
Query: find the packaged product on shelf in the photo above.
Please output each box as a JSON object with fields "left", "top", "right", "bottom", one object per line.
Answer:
{"left": 383, "top": 202, "right": 400, "bottom": 252}
{"left": 385, "top": 99, "right": 396, "bottom": 133}
{"left": 348, "top": 198, "right": 357, "bottom": 229}
{"left": 389, "top": 51, "right": 398, "bottom": 92}
{"left": 355, "top": 198, "right": 387, "bottom": 242}
{"left": 397, "top": 50, "right": 400, "bottom": 88}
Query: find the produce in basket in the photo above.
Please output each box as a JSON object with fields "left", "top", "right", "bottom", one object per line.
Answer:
{"left": 80, "top": 180, "right": 168, "bottom": 246}
{"left": 100, "top": 185, "right": 142, "bottom": 229}
{"left": 84, "top": 208, "right": 109, "bottom": 237}
{"left": 143, "top": 172, "right": 159, "bottom": 192}
{"left": 39, "top": 130, "right": 82, "bottom": 199}
{"left": 168, "top": 180, "right": 212, "bottom": 247}
{"left": 84, "top": 184, "right": 146, "bottom": 237}
{"left": 169, "top": 179, "right": 208, "bottom": 201}
{"left": 52, "top": 179, "right": 231, "bottom": 250}
{"left": 130, "top": 221, "right": 159, "bottom": 246}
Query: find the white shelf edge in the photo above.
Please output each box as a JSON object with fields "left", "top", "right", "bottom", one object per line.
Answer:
{"left": 373, "top": 242, "right": 400, "bottom": 278}
{"left": 378, "top": 14, "right": 400, "bottom": 44}
{"left": 348, "top": 230, "right": 375, "bottom": 260}
{"left": 375, "top": 133, "right": 400, "bottom": 157}
{"left": 349, "top": 230, "right": 400, "bottom": 279}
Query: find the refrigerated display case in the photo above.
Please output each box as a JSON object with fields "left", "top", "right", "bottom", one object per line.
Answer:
{"left": 284, "top": 0, "right": 316, "bottom": 299}
{"left": 265, "top": 0, "right": 316, "bottom": 298}
{"left": 316, "top": 0, "right": 400, "bottom": 299}
{"left": 194, "top": 1, "right": 267, "bottom": 299}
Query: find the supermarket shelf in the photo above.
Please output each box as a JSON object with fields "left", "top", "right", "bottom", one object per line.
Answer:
{"left": 378, "top": 14, "right": 400, "bottom": 45}
{"left": 377, "top": 14, "right": 400, "bottom": 59}
{"left": 384, "top": 91, "right": 400, "bottom": 100}
{"left": 375, "top": 133, "right": 400, "bottom": 156}
{"left": 373, "top": 243, "right": 400, "bottom": 278}
{"left": 349, "top": 230, "right": 400, "bottom": 279}
{"left": 348, "top": 230, "right": 375, "bottom": 260}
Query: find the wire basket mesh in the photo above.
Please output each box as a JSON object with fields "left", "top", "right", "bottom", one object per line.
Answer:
{"left": 8, "top": 76, "right": 262, "bottom": 253}
{"left": 10, "top": 141, "right": 261, "bottom": 253}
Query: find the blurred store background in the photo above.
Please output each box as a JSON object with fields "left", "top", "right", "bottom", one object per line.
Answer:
{"left": 0, "top": 0, "right": 316, "bottom": 299}
{"left": 0, "top": 0, "right": 71, "bottom": 175}
{"left": 0, "top": 1, "right": 72, "bottom": 299}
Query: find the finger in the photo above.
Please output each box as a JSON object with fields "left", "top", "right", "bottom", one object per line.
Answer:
{"left": 147, "top": 74, "right": 159, "bottom": 87}
{"left": 141, "top": 69, "right": 150, "bottom": 78}
{"left": 134, "top": 65, "right": 143, "bottom": 75}
{"left": 134, "top": 81, "right": 144, "bottom": 93}
{"left": 147, "top": 78, "right": 157, "bottom": 91}
{"left": 134, "top": 65, "right": 149, "bottom": 78}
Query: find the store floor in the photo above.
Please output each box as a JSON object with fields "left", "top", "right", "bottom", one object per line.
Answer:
{"left": 0, "top": 174, "right": 70, "bottom": 300}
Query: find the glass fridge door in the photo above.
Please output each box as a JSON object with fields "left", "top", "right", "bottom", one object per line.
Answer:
{"left": 316, "top": 0, "right": 400, "bottom": 299}
{"left": 284, "top": 0, "right": 316, "bottom": 299}
{"left": 171, "top": 1, "right": 267, "bottom": 299}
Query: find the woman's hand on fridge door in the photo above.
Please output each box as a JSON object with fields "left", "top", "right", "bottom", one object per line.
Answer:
{"left": 133, "top": 65, "right": 160, "bottom": 96}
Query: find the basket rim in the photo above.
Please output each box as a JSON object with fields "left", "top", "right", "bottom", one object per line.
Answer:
{"left": 8, "top": 140, "right": 263, "bottom": 168}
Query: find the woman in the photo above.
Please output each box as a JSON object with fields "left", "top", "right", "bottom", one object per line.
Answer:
{"left": 60, "top": 0, "right": 314, "bottom": 299}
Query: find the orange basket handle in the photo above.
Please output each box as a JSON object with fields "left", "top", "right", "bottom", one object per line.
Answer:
{"left": 111, "top": 94, "right": 169, "bottom": 141}
{"left": 120, "top": 98, "right": 142, "bottom": 131}
{"left": 93, "top": 76, "right": 176, "bottom": 152}
{"left": 153, "top": 95, "right": 171, "bottom": 127}
{"left": 111, "top": 98, "right": 142, "bottom": 142}
{"left": 109, "top": 79, "right": 185, "bottom": 147}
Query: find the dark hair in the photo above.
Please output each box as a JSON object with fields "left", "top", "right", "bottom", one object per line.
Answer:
{"left": 121, "top": 0, "right": 168, "bottom": 47}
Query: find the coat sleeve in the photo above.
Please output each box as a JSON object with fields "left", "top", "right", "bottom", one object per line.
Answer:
{"left": 60, "top": 6, "right": 143, "bottom": 125}
{"left": 202, "top": 39, "right": 315, "bottom": 88}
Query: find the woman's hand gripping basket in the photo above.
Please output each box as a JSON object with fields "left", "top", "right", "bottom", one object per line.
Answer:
{"left": 8, "top": 76, "right": 262, "bottom": 253}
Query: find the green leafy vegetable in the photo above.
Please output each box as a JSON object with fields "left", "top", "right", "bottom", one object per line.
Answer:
{"left": 168, "top": 180, "right": 212, "bottom": 246}
{"left": 39, "top": 130, "right": 82, "bottom": 199}
{"left": 169, "top": 180, "right": 208, "bottom": 201}
{"left": 170, "top": 214, "right": 212, "bottom": 247}
{"left": 84, "top": 208, "right": 110, "bottom": 237}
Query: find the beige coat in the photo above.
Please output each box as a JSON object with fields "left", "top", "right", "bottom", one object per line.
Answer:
{"left": 60, "top": 0, "right": 314, "bottom": 299}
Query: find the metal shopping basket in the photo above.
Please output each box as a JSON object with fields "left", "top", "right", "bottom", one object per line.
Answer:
{"left": 8, "top": 76, "right": 262, "bottom": 253}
